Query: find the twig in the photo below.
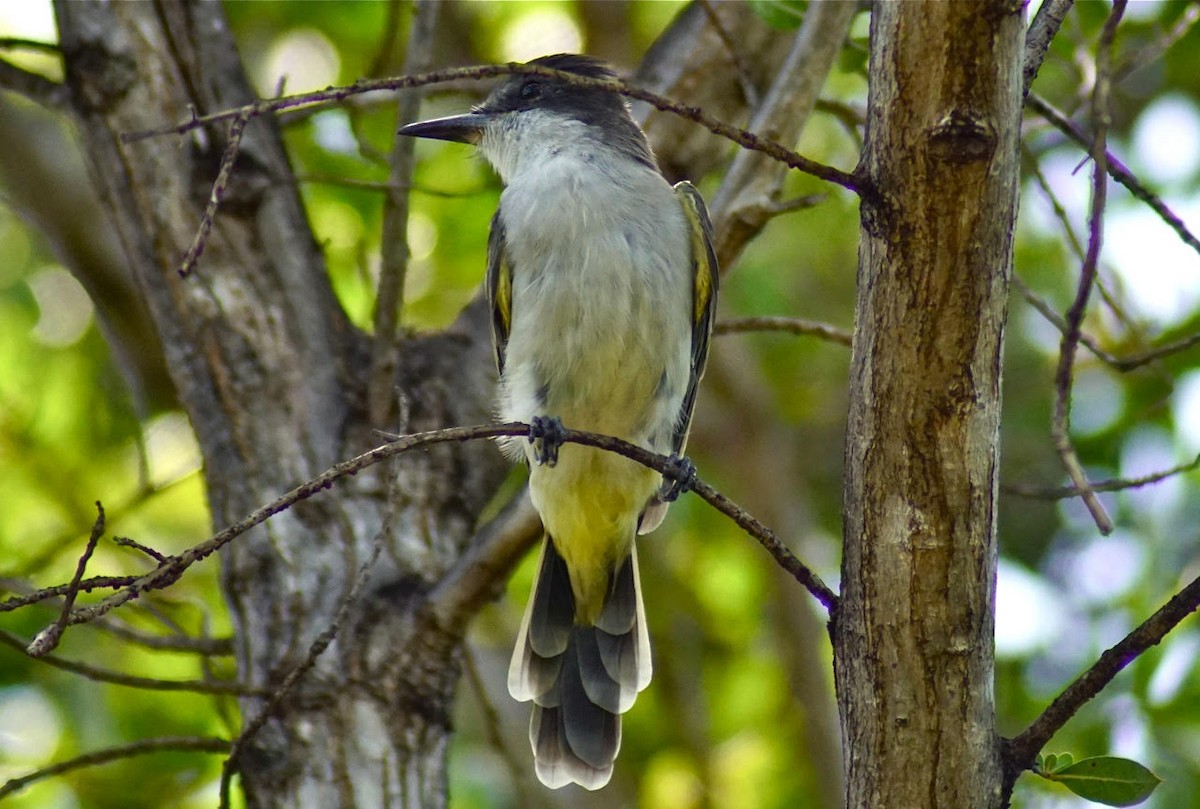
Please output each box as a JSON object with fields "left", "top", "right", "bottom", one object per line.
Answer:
{"left": 1113, "top": 2, "right": 1200, "bottom": 82}
{"left": 178, "top": 108, "right": 253, "bottom": 277}
{"left": 92, "top": 619, "right": 233, "bottom": 655}
{"left": 462, "top": 644, "right": 542, "bottom": 806}
{"left": 1022, "top": 0, "right": 1075, "bottom": 98}
{"left": 1002, "top": 573, "right": 1200, "bottom": 784}
{"left": 0, "top": 629, "right": 261, "bottom": 695}
{"left": 0, "top": 736, "right": 230, "bottom": 799}
{"left": 0, "top": 574, "right": 139, "bottom": 613}
{"left": 26, "top": 503, "right": 105, "bottom": 657}
{"left": 698, "top": 0, "right": 760, "bottom": 107}
{"left": 1027, "top": 93, "right": 1200, "bottom": 259}
{"left": 1002, "top": 452, "right": 1200, "bottom": 499}
{"left": 114, "top": 535, "right": 169, "bottom": 563}
{"left": 368, "top": 0, "right": 440, "bottom": 428}
{"left": 715, "top": 315, "right": 852, "bottom": 346}
{"left": 119, "top": 63, "right": 860, "bottom": 193}
{"left": 217, "top": 496, "right": 392, "bottom": 807}
{"left": 1049, "top": 1, "right": 1126, "bottom": 537}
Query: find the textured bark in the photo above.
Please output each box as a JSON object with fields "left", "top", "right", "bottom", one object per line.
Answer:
{"left": 53, "top": 2, "right": 505, "bottom": 807}
{"left": 833, "top": 2, "right": 1024, "bottom": 808}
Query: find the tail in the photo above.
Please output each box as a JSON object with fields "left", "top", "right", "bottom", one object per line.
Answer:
{"left": 508, "top": 537, "right": 652, "bottom": 790}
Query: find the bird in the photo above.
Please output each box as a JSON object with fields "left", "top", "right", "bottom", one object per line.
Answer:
{"left": 399, "top": 53, "right": 718, "bottom": 790}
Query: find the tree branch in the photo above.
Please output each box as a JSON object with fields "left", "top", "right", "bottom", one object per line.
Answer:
{"left": 25, "top": 502, "right": 105, "bottom": 656}
{"left": 368, "top": 0, "right": 440, "bottom": 427}
{"left": 1022, "top": 0, "right": 1074, "bottom": 98}
{"left": 1002, "top": 573, "right": 1200, "bottom": 786}
{"left": 1049, "top": 0, "right": 1126, "bottom": 536}
{"left": 0, "top": 736, "right": 230, "bottom": 800}
{"left": 715, "top": 315, "right": 853, "bottom": 346}
{"left": 0, "top": 56, "right": 70, "bottom": 110}
{"left": 1001, "top": 452, "right": 1200, "bottom": 499}
{"left": 0, "top": 629, "right": 260, "bottom": 695}
{"left": 119, "top": 63, "right": 860, "bottom": 192}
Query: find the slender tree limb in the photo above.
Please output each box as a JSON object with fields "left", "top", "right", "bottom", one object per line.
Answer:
{"left": 1050, "top": 0, "right": 1126, "bottom": 536}
{"left": 26, "top": 503, "right": 105, "bottom": 657}
{"left": 1022, "top": 0, "right": 1074, "bottom": 98}
{"left": 0, "top": 736, "right": 230, "bottom": 800}
{"left": 698, "top": 0, "right": 760, "bottom": 107}
{"left": 709, "top": 0, "right": 860, "bottom": 268}
{"left": 28, "top": 423, "right": 835, "bottom": 648}
{"left": 0, "top": 574, "right": 139, "bottom": 613}
{"left": 177, "top": 108, "right": 252, "bottom": 277}
{"left": 1002, "top": 452, "right": 1200, "bottom": 499}
{"left": 1027, "top": 93, "right": 1200, "bottom": 258}
{"left": 0, "top": 629, "right": 260, "bottom": 695}
{"left": 368, "top": 0, "right": 440, "bottom": 428}
{"left": 119, "top": 63, "right": 861, "bottom": 192}
{"left": 715, "top": 315, "right": 853, "bottom": 346}
{"left": 218, "top": 515, "right": 391, "bottom": 807}
{"left": 91, "top": 619, "right": 233, "bottom": 656}
{"left": 1001, "top": 574, "right": 1200, "bottom": 787}
{"left": 1113, "top": 2, "right": 1200, "bottom": 82}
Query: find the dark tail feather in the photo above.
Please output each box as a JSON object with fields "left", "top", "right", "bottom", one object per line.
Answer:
{"left": 509, "top": 537, "right": 652, "bottom": 790}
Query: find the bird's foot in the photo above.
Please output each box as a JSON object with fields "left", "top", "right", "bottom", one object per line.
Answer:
{"left": 528, "top": 415, "right": 567, "bottom": 467}
{"left": 658, "top": 454, "right": 697, "bottom": 502}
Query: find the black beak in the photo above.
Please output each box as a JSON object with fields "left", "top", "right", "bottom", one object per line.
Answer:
{"left": 397, "top": 112, "right": 491, "bottom": 144}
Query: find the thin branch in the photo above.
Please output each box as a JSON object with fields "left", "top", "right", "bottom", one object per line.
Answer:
{"left": 1022, "top": 0, "right": 1075, "bottom": 98}
{"left": 1026, "top": 93, "right": 1200, "bottom": 259}
{"left": 1113, "top": 2, "right": 1200, "bottom": 82}
{"left": 38, "top": 423, "right": 835, "bottom": 644}
{"left": 462, "top": 644, "right": 543, "bottom": 807}
{"left": 0, "top": 37, "right": 61, "bottom": 54}
{"left": 0, "top": 629, "right": 261, "bottom": 695}
{"left": 1050, "top": 1, "right": 1126, "bottom": 537}
{"left": 715, "top": 315, "right": 853, "bottom": 346}
{"left": 218, "top": 497, "right": 392, "bottom": 807}
{"left": 26, "top": 502, "right": 105, "bottom": 657}
{"left": 1002, "top": 573, "right": 1200, "bottom": 783}
{"left": 0, "top": 574, "right": 139, "bottom": 614}
{"left": 368, "top": 0, "right": 440, "bottom": 428}
{"left": 1002, "top": 452, "right": 1200, "bottom": 499}
{"left": 698, "top": 0, "right": 760, "bottom": 107}
{"left": 91, "top": 619, "right": 233, "bottom": 656}
{"left": 0, "top": 736, "right": 230, "bottom": 800}
{"left": 178, "top": 108, "right": 253, "bottom": 277}
{"left": 119, "top": 63, "right": 861, "bottom": 193}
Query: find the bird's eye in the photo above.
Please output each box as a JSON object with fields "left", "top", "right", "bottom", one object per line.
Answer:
{"left": 520, "top": 81, "right": 542, "bottom": 101}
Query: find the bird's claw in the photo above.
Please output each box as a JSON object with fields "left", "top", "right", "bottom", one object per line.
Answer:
{"left": 659, "top": 454, "right": 696, "bottom": 502}
{"left": 529, "top": 416, "right": 566, "bottom": 467}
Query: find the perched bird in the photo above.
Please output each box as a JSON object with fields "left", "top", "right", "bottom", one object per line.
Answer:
{"left": 399, "top": 53, "right": 718, "bottom": 790}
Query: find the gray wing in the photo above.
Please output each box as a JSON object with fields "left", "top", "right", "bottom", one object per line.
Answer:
{"left": 671, "top": 180, "right": 720, "bottom": 457}
{"left": 485, "top": 211, "right": 512, "bottom": 375}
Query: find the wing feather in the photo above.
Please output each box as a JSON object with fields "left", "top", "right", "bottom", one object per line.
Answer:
{"left": 485, "top": 211, "right": 513, "bottom": 375}
{"left": 671, "top": 181, "right": 720, "bottom": 456}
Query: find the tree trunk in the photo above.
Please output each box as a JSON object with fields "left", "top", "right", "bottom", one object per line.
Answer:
{"left": 833, "top": 2, "right": 1024, "bottom": 807}
{"left": 54, "top": 2, "right": 505, "bottom": 806}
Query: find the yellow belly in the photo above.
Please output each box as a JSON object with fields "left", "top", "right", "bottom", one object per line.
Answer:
{"left": 528, "top": 443, "right": 658, "bottom": 625}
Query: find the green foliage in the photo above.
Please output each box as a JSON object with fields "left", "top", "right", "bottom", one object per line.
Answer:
{"left": 747, "top": 0, "right": 807, "bottom": 31}
{"left": 1036, "top": 754, "right": 1162, "bottom": 807}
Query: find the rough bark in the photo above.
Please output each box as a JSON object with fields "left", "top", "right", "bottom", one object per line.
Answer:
{"left": 53, "top": 2, "right": 505, "bottom": 806}
{"left": 833, "top": 2, "right": 1024, "bottom": 808}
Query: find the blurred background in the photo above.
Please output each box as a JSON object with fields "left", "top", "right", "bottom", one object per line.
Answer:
{"left": 1, "top": 1, "right": 1199, "bottom": 807}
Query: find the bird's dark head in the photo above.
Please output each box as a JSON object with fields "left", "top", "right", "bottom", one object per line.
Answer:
{"left": 398, "top": 54, "right": 655, "bottom": 179}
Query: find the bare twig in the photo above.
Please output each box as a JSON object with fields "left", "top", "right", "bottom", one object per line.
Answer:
{"left": 1049, "top": 1, "right": 1126, "bottom": 536}
{"left": 0, "top": 629, "right": 260, "bottom": 695}
{"left": 1027, "top": 93, "right": 1200, "bottom": 258}
{"left": 1113, "top": 2, "right": 1200, "bottom": 82}
{"left": 178, "top": 108, "right": 253, "bottom": 277}
{"left": 0, "top": 574, "right": 139, "bottom": 613}
{"left": 1002, "top": 573, "right": 1200, "bottom": 784}
{"left": 217, "top": 496, "right": 393, "bottom": 807}
{"left": 0, "top": 736, "right": 230, "bottom": 799}
{"left": 1022, "top": 0, "right": 1075, "bottom": 98}
{"left": 119, "top": 63, "right": 860, "bottom": 192}
{"left": 368, "top": 0, "right": 441, "bottom": 428}
{"left": 715, "top": 315, "right": 853, "bottom": 346}
{"left": 1002, "top": 452, "right": 1200, "bottom": 499}
{"left": 26, "top": 502, "right": 105, "bottom": 657}
{"left": 114, "top": 534, "right": 169, "bottom": 563}
{"left": 698, "top": 0, "right": 760, "bottom": 107}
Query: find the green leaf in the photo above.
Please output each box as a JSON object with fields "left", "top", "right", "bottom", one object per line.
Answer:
{"left": 1043, "top": 756, "right": 1162, "bottom": 807}
{"left": 747, "top": 0, "right": 806, "bottom": 30}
